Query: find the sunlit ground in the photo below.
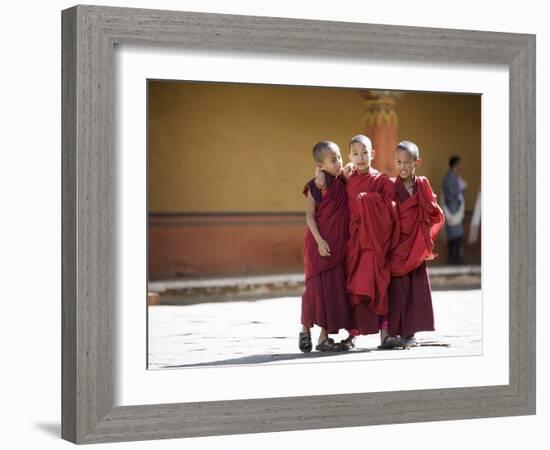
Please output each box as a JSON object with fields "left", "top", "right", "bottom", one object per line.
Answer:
{"left": 148, "top": 289, "right": 482, "bottom": 369}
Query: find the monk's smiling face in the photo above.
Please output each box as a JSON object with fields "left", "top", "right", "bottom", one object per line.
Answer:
{"left": 395, "top": 149, "right": 420, "bottom": 182}
{"left": 319, "top": 146, "right": 343, "bottom": 176}
{"left": 349, "top": 142, "right": 375, "bottom": 173}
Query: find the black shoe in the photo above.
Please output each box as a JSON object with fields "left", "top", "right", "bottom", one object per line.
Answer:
{"left": 377, "top": 335, "right": 401, "bottom": 350}
{"left": 339, "top": 335, "right": 356, "bottom": 351}
{"left": 400, "top": 336, "right": 417, "bottom": 349}
{"left": 315, "top": 338, "right": 345, "bottom": 352}
{"left": 299, "top": 331, "right": 312, "bottom": 353}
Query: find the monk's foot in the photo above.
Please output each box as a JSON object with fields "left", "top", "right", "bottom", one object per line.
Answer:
{"left": 377, "top": 335, "right": 401, "bottom": 350}
{"left": 339, "top": 335, "right": 356, "bottom": 350}
{"left": 299, "top": 330, "right": 312, "bottom": 353}
{"left": 315, "top": 337, "right": 345, "bottom": 352}
{"left": 400, "top": 335, "right": 417, "bottom": 349}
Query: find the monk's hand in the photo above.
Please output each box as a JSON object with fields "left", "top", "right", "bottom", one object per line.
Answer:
{"left": 314, "top": 168, "right": 326, "bottom": 189}
{"left": 317, "top": 239, "right": 331, "bottom": 257}
{"left": 343, "top": 162, "right": 354, "bottom": 178}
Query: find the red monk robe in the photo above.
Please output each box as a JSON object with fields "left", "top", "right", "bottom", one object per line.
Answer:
{"left": 346, "top": 168, "right": 399, "bottom": 335}
{"left": 388, "top": 176, "right": 445, "bottom": 338}
{"left": 301, "top": 173, "right": 351, "bottom": 333}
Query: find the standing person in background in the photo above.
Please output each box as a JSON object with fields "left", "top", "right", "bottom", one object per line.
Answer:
{"left": 442, "top": 156, "right": 467, "bottom": 264}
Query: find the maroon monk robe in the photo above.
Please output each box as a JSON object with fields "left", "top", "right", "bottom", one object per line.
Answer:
{"left": 388, "top": 176, "right": 445, "bottom": 337}
{"left": 390, "top": 176, "right": 444, "bottom": 276}
{"left": 301, "top": 173, "right": 351, "bottom": 333}
{"left": 346, "top": 168, "right": 399, "bottom": 335}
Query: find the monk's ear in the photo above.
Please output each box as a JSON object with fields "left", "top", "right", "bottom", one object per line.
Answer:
{"left": 370, "top": 149, "right": 376, "bottom": 160}
{"left": 416, "top": 158, "right": 421, "bottom": 168}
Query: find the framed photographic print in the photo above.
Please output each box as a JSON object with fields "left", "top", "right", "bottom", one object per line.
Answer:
{"left": 61, "top": 4, "right": 535, "bottom": 444}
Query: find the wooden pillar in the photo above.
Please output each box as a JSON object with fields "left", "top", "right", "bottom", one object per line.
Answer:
{"left": 359, "top": 90, "right": 402, "bottom": 177}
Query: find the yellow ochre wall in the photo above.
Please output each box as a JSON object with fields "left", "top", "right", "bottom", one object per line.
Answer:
{"left": 396, "top": 92, "right": 481, "bottom": 207}
{"left": 148, "top": 81, "right": 481, "bottom": 213}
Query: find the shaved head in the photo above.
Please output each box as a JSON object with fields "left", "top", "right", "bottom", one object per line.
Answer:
{"left": 349, "top": 134, "right": 372, "bottom": 151}
{"left": 396, "top": 140, "right": 420, "bottom": 160}
{"left": 312, "top": 140, "right": 339, "bottom": 164}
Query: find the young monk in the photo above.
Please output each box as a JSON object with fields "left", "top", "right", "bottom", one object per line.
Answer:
{"left": 299, "top": 141, "right": 352, "bottom": 352}
{"left": 388, "top": 140, "right": 445, "bottom": 348}
{"left": 317, "top": 135, "right": 401, "bottom": 350}
{"left": 343, "top": 135, "right": 401, "bottom": 349}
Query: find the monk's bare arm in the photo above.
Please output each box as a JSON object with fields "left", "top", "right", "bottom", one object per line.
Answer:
{"left": 306, "top": 191, "right": 331, "bottom": 256}
{"left": 314, "top": 167, "right": 326, "bottom": 189}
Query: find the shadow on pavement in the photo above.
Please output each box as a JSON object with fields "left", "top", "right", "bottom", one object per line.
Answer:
{"left": 159, "top": 341, "right": 451, "bottom": 369}
{"left": 162, "top": 348, "right": 373, "bottom": 368}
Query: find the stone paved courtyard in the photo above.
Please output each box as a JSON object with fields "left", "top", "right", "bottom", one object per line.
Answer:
{"left": 148, "top": 289, "right": 482, "bottom": 369}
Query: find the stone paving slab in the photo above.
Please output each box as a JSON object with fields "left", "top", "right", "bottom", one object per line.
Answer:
{"left": 148, "top": 289, "right": 482, "bottom": 369}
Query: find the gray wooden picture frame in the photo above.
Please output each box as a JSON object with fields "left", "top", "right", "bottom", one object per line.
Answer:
{"left": 61, "top": 4, "right": 536, "bottom": 444}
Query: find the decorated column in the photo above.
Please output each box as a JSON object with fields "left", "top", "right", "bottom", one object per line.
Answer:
{"left": 359, "top": 90, "right": 402, "bottom": 177}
